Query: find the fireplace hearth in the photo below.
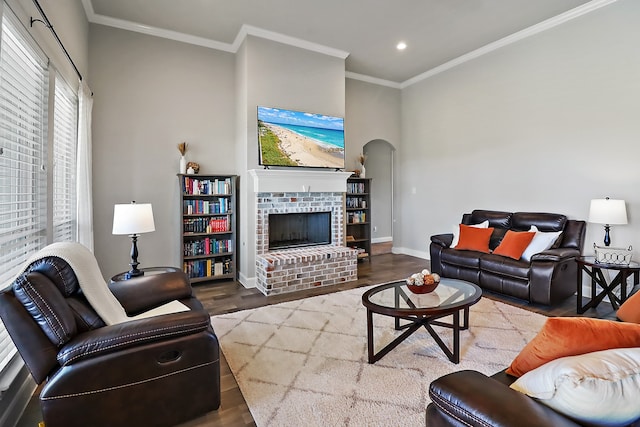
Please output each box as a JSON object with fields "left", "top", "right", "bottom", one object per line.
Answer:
{"left": 250, "top": 169, "right": 358, "bottom": 296}
{"left": 268, "top": 212, "right": 331, "bottom": 250}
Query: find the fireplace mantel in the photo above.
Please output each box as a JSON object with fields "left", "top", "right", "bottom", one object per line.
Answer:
{"left": 249, "top": 169, "right": 353, "bottom": 193}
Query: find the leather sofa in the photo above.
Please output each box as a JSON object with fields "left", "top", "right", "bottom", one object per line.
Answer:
{"left": 430, "top": 210, "right": 586, "bottom": 305}
{"left": 426, "top": 368, "right": 640, "bottom": 427}
{"left": 426, "top": 370, "right": 589, "bottom": 426}
{"left": 0, "top": 247, "right": 220, "bottom": 427}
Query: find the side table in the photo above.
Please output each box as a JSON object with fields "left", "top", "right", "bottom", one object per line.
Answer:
{"left": 576, "top": 257, "right": 640, "bottom": 314}
{"left": 110, "top": 266, "right": 181, "bottom": 284}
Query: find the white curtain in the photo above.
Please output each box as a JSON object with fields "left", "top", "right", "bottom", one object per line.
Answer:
{"left": 76, "top": 81, "right": 94, "bottom": 251}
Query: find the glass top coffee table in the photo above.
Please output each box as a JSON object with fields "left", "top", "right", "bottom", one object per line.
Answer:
{"left": 361, "top": 278, "right": 482, "bottom": 364}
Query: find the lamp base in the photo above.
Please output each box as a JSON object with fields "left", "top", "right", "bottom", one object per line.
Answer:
{"left": 124, "top": 234, "right": 144, "bottom": 279}
{"left": 604, "top": 224, "right": 611, "bottom": 247}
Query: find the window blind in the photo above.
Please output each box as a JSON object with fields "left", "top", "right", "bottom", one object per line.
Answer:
{"left": 53, "top": 76, "right": 78, "bottom": 243}
{"left": 0, "top": 9, "right": 49, "bottom": 380}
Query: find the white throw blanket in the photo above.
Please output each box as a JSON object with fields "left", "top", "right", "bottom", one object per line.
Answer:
{"left": 11, "top": 242, "right": 188, "bottom": 325}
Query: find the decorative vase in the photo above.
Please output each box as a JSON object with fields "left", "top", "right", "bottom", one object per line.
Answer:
{"left": 360, "top": 165, "right": 366, "bottom": 178}
{"left": 179, "top": 155, "right": 187, "bottom": 174}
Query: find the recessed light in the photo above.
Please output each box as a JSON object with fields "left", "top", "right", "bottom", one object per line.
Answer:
{"left": 396, "top": 41, "right": 407, "bottom": 51}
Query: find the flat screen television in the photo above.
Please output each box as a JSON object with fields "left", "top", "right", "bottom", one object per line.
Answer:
{"left": 257, "top": 106, "right": 345, "bottom": 169}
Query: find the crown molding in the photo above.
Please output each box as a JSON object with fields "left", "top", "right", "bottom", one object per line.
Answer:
{"left": 82, "top": 1, "right": 348, "bottom": 59}
{"left": 400, "top": 0, "right": 618, "bottom": 88}
{"left": 235, "top": 25, "right": 349, "bottom": 59}
{"left": 81, "top": 0, "right": 617, "bottom": 89}
{"left": 345, "top": 72, "right": 401, "bottom": 89}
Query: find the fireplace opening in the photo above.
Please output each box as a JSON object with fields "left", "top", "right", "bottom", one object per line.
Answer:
{"left": 269, "top": 212, "right": 331, "bottom": 250}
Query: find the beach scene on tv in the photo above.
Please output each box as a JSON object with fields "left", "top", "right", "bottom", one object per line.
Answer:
{"left": 258, "top": 106, "right": 345, "bottom": 168}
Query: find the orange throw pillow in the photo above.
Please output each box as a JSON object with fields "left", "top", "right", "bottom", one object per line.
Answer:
{"left": 454, "top": 224, "right": 494, "bottom": 253}
{"left": 506, "top": 317, "right": 640, "bottom": 377}
{"left": 493, "top": 230, "right": 536, "bottom": 260}
{"left": 617, "top": 291, "right": 640, "bottom": 324}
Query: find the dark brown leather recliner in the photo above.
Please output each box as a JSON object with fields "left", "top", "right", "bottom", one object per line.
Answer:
{"left": 430, "top": 210, "right": 586, "bottom": 305}
{"left": 0, "top": 248, "right": 220, "bottom": 427}
{"left": 426, "top": 370, "right": 583, "bottom": 426}
{"left": 426, "top": 369, "right": 640, "bottom": 426}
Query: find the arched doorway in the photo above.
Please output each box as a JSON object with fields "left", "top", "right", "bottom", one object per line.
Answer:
{"left": 363, "top": 139, "right": 395, "bottom": 254}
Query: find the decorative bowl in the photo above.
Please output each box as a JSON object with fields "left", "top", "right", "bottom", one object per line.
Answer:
{"left": 407, "top": 281, "right": 439, "bottom": 294}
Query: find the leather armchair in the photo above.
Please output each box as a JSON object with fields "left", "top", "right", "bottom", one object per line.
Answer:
{"left": 0, "top": 244, "right": 220, "bottom": 427}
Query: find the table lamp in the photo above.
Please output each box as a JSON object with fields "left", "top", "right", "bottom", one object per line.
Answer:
{"left": 588, "top": 197, "right": 627, "bottom": 247}
{"left": 112, "top": 201, "right": 155, "bottom": 279}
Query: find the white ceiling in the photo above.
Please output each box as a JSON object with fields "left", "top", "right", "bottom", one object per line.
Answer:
{"left": 84, "top": 0, "right": 611, "bottom": 86}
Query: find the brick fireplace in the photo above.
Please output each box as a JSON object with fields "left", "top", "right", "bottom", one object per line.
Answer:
{"left": 249, "top": 169, "right": 358, "bottom": 295}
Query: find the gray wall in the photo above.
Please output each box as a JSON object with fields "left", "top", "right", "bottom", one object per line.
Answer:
{"left": 89, "top": 24, "right": 236, "bottom": 277}
{"left": 397, "top": 0, "right": 640, "bottom": 259}
{"left": 345, "top": 79, "right": 401, "bottom": 155}
{"left": 345, "top": 79, "right": 401, "bottom": 244}
{"left": 364, "top": 140, "right": 394, "bottom": 242}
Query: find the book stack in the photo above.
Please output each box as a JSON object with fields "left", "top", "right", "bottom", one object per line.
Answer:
{"left": 183, "top": 177, "right": 232, "bottom": 195}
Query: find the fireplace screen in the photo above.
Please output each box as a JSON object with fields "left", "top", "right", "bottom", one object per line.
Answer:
{"left": 269, "top": 212, "right": 331, "bottom": 250}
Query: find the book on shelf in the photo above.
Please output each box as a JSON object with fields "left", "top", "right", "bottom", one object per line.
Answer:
{"left": 183, "top": 256, "right": 233, "bottom": 278}
{"left": 347, "top": 211, "right": 366, "bottom": 223}
{"left": 347, "top": 182, "right": 366, "bottom": 194}
{"left": 183, "top": 176, "right": 232, "bottom": 196}
{"left": 183, "top": 198, "right": 229, "bottom": 215}
{"left": 183, "top": 238, "right": 232, "bottom": 257}
{"left": 183, "top": 217, "right": 229, "bottom": 233}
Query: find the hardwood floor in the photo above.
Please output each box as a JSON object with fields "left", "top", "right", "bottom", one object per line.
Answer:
{"left": 17, "top": 253, "right": 616, "bottom": 427}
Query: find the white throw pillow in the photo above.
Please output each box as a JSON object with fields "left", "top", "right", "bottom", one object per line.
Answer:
{"left": 520, "top": 225, "right": 562, "bottom": 262}
{"left": 510, "top": 347, "right": 640, "bottom": 427}
{"left": 450, "top": 220, "right": 489, "bottom": 248}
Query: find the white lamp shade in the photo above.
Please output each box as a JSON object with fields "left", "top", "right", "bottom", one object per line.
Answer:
{"left": 112, "top": 203, "right": 156, "bottom": 235}
{"left": 588, "top": 199, "right": 628, "bottom": 225}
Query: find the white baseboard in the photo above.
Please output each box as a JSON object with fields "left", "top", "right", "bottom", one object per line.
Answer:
{"left": 391, "top": 246, "right": 429, "bottom": 260}
{"left": 238, "top": 271, "right": 256, "bottom": 289}
{"left": 372, "top": 236, "right": 392, "bottom": 244}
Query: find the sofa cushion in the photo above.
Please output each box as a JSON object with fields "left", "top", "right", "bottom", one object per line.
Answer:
{"left": 511, "top": 347, "right": 640, "bottom": 427}
{"left": 468, "top": 209, "right": 512, "bottom": 229}
{"left": 493, "top": 230, "right": 536, "bottom": 260}
{"left": 480, "top": 254, "right": 530, "bottom": 280}
{"left": 26, "top": 256, "right": 79, "bottom": 297}
{"left": 13, "top": 272, "right": 78, "bottom": 347}
{"left": 521, "top": 226, "right": 563, "bottom": 262}
{"left": 455, "top": 225, "right": 494, "bottom": 253}
{"left": 617, "top": 291, "right": 640, "bottom": 324}
{"left": 440, "top": 248, "right": 482, "bottom": 269}
{"left": 450, "top": 220, "right": 488, "bottom": 248}
{"left": 512, "top": 212, "right": 567, "bottom": 232}
{"left": 558, "top": 219, "right": 586, "bottom": 250}
{"left": 506, "top": 317, "right": 640, "bottom": 377}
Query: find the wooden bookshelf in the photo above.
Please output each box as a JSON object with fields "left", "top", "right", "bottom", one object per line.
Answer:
{"left": 346, "top": 177, "right": 372, "bottom": 261}
{"left": 179, "top": 174, "right": 237, "bottom": 283}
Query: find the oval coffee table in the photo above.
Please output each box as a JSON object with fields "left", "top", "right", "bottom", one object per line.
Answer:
{"left": 362, "top": 278, "right": 482, "bottom": 364}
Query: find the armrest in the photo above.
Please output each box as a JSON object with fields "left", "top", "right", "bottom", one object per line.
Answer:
{"left": 109, "top": 269, "right": 194, "bottom": 315}
{"left": 531, "top": 248, "right": 580, "bottom": 263}
{"left": 431, "top": 233, "right": 453, "bottom": 248}
{"left": 428, "top": 370, "right": 581, "bottom": 427}
{"left": 57, "top": 310, "right": 211, "bottom": 366}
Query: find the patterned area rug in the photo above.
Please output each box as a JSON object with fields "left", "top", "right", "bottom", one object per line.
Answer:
{"left": 211, "top": 285, "right": 547, "bottom": 426}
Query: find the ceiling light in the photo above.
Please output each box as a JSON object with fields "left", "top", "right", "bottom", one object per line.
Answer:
{"left": 396, "top": 42, "right": 407, "bottom": 51}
